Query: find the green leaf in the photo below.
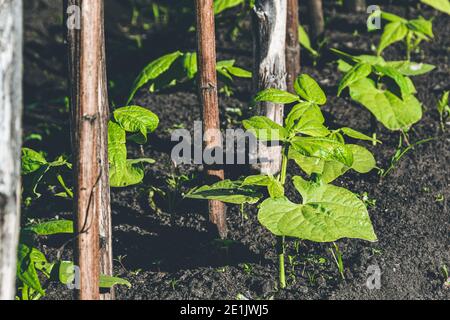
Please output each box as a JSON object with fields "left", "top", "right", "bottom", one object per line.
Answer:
{"left": 337, "top": 63, "right": 372, "bottom": 96}
{"left": 385, "top": 61, "right": 435, "bottom": 76}
{"left": 128, "top": 51, "right": 183, "bottom": 103}
{"left": 114, "top": 106, "right": 159, "bottom": 142}
{"left": 99, "top": 275, "right": 132, "bottom": 288}
{"left": 407, "top": 17, "right": 434, "bottom": 38}
{"left": 298, "top": 25, "right": 318, "bottom": 56}
{"left": 21, "top": 148, "right": 48, "bottom": 175}
{"left": 377, "top": 21, "right": 408, "bottom": 55}
{"left": 437, "top": 91, "right": 449, "bottom": 115}
{"left": 108, "top": 121, "right": 127, "bottom": 171}
{"left": 183, "top": 52, "right": 198, "bottom": 79}
{"left": 347, "top": 145, "right": 376, "bottom": 173}
{"left": 58, "top": 261, "right": 76, "bottom": 285}
{"left": 381, "top": 12, "right": 407, "bottom": 23}
{"left": 294, "top": 74, "right": 327, "bottom": 105}
{"left": 349, "top": 78, "right": 422, "bottom": 130}
{"left": 254, "top": 88, "right": 300, "bottom": 104}
{"left": 224, "top": 66, "right": 252, "bottom": 78}
{"left": 186, "top": 180, "right": 262, "bottom": 204}
{"left": 110, "top": 160, "right": 145, "bottom": 188}
{"left": 214, "top": 0, "right": 244, "bottom": 15}
{"left": 290, "top": 137, "right": 354, "bottom": 167}
{"left": 17, "top": 244, "right": 45, "bottom": 295}
{"left": 25, "top": 220, "right": 73, "bottom": 236}
{"left": 243, "top": 116, "right": 288, "bottom": 141}
{"left": 289, "top": 105, "right": 329, "bottom": 137}
{"left": 420, "top": 0, "right": 450, "bottom": 15}
{"left": 281, "top": 177, "right": 376, "bottom": 242}
{"left": 340, "top": 127, "right": 381, "bottom": 144}
{"left": 258, "top": 179, "right": 377, "bottom": 242}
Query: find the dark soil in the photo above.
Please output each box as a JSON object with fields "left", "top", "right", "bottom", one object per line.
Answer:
{"left": 23, "top": 0, "right": 450, "bottom": 300}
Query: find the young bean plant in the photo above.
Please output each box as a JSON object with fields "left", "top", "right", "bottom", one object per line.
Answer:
{"left": 369, "top": 11, "right": 434, "bottom": 60}
{"left": 127, "top": 51, "right": 251, "bottom": 103}
{"left": 332, "top": 48, "right": 435, "bottom": 136}
{"left": 187, "top": 74, "right": 378, "bottom": 289}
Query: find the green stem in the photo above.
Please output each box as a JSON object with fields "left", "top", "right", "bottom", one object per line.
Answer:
{"left": 278, "top": 236, "right": 286, "bottom": 289}
{"left": 277, "top": 147, "right": 289, "bottom": 289}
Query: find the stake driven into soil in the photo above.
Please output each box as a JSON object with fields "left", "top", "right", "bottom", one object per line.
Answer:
{"left": 67, "top": 0, "right": 109, "bottom": 300}
{"left": 0, "top": 0, "right": 23, "bottom": 301}
{"left": 286, "top": 0, "right": 301, "bottom": 92}
{"left": 195, "top": 0, "right": 228, "bottom": 239}
{"left": 307, "top": 0, "right": 325, "bottom": 41}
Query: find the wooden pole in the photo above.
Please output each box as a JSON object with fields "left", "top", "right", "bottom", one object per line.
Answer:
{"left": 253, "top": 0, "right": 287, "bottom": 175}
{"left": 195, "top": 0, "right": 228, "bottom": 239}
{"left": 345, "top": 0, "right": 366, "bottom": 12}
{"left": 0, "top": 0, "right": 23, "bottom": 301}
{"left": 307, "top": 0, "right": 325, "bottom": 41}
{"left": 286, "top": 0, "right": 301, "bottom": 93}
{"left": 67, "top": 0, "right": 107, "bottom": 300}
{"left": 97, "top": 2, "right": 114, "bottom": 301}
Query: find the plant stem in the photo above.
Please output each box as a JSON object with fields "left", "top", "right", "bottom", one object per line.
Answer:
{"left": 277, "top": 147, "right": 289, "bottom": 289}
{"left": 277, "top": 236, "right": 286, "bottom": 289}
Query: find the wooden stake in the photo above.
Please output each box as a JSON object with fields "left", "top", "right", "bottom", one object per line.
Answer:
{"left": 307, "top": 0, "right": 325, "bottom": 41}
{"left": 0, "top": 0, "right": 23, "bottom": 301}
{"left": 67, "top": 0, "right": 107, "bottom": 300}
{"left": 97, "top": 2, "right": 114, "bottom": 301}
{"left": 195, "top": 0, "right": 228, "bottom": 239}
{"left": 286, "top": 0, "right": 301, "bottom": 92}
{"left": 253, "top": 0, "right": 287, "bottom": 175}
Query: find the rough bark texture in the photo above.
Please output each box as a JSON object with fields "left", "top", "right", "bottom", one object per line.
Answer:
{"left": 286, "top": 0, "right": 300, "bottom": 92}
{"left": 97, "top": 2, "right": 114, "bottom": 301}
{"left": 195, "top": 0, "right": 227, "bottom": 239}
{"left": 345, "top": 0, "right": 366, "bottom": 12}
{"left": 67, "top": 0, "right": 108, "bottom": 300}
{"left": 0, "top": 0, "right": 23, "bottom": 301}
{"left": 307, "top": 0, "right": 325, "bottom": 40}
{"left": 253, "top": 0, "right": 287, "bottom": 175}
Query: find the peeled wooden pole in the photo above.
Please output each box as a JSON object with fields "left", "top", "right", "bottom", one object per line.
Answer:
{"left": 307, "top": 0, "right": 325, "bottom": 41}
{"left": 0, "top": 0, "right": 23, "bottom": 300}
{"left": 67, "top": 0, "right": 109, "bottom": 300}
{"left": 345, "top": 0, "right": 366, "bottom": 12}
{"left": 286, "top": 0, "right": 301, "bottom": 92}
{"left": 195, "top": 0, "right": 228, "bottom": 239}
{"left": 97, "top": 2, "right": 114, "bottom": 301}
{"left": 253, "top": 0, "right": 287, "bottom": 174}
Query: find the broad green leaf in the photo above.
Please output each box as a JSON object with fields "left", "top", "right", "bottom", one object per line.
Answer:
{"left": 214, "top": 0, "right": 244, "bottom": 14}
{"left": 128, "top": 51, "right": 183, "bottom": 103}
{"left": 58, "top": 261, "right": 76, "bottom": 285}
{"left": 108, "top": 121, "right": 127, "bottom": 168}
{"left": 254, "top": 88, "right": 300, "bottom": 104}
{"left": 224, "top": 66, "right": 252, "bottom": 78}
{"left": 186, "top": 180, "right": 262, "bottom": 204}
{"left": 337, "top": 63, "right": 372, "bottom": 96}
{"left": 127, "top": 158, "right": 156, "bottom": 166}
{"left": 385, "top": 61, "right": 435, "bottom": 76}
{"left": 110, "top": 160, "right": 145, "bottom": 188}
{"left": 337, "top": 59, "right": 353, "bottom": 73}
{"left": 243, "top": 116, "right": 288, "bottom": 141}
{"left": 25, "top": 220, "right": 73, "bottom": 236}
{"left": 349, "top": 78, "right": 422, "bottom": 130}
{"left": 290, "top": 106, "right": 329, "bottom": 137}
{"left": 381, "top": 12, "right": 407, "bottom": 23}
{"left": 340, "top": 127, "right": 381, "bottom": 143}
{"left": 285, "top": 102, "right": 314, "bottom": 130}
{"left": 17, "top": 244, "right": 45, "bottom": 295}
{"left": 100, "top": 275, "right": 132, "bottom": 288}
{"left": 114, "top": 106, "right": 159, "bottom": 142}
{"left": 290, "top": 137, "right": 354, "bottom": 167}
{"left": 294, "top": 74, "right": 327, "bottom": 105}
{"left": 377, "top": 21, "right": 408, "bottom": 55}
{"left": 407, "top": 17, "right": 434, "bottom": 38}
{"left": 279, "top": 177, "right": 377, "bottom": 242}
{"left": 183, "top": 52, "right": 198, "bottom": 79}
{"left": 21, "top": 148, "right": 47, "bottom": 175}
{"left": 420, "top": 0, "right": 450, "bottom": 15}
{"left": 348, "top": 144, "right": 376, "bottom": 173}
{"left": 298, "top": 25, "right": 318, "bottom": 56}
